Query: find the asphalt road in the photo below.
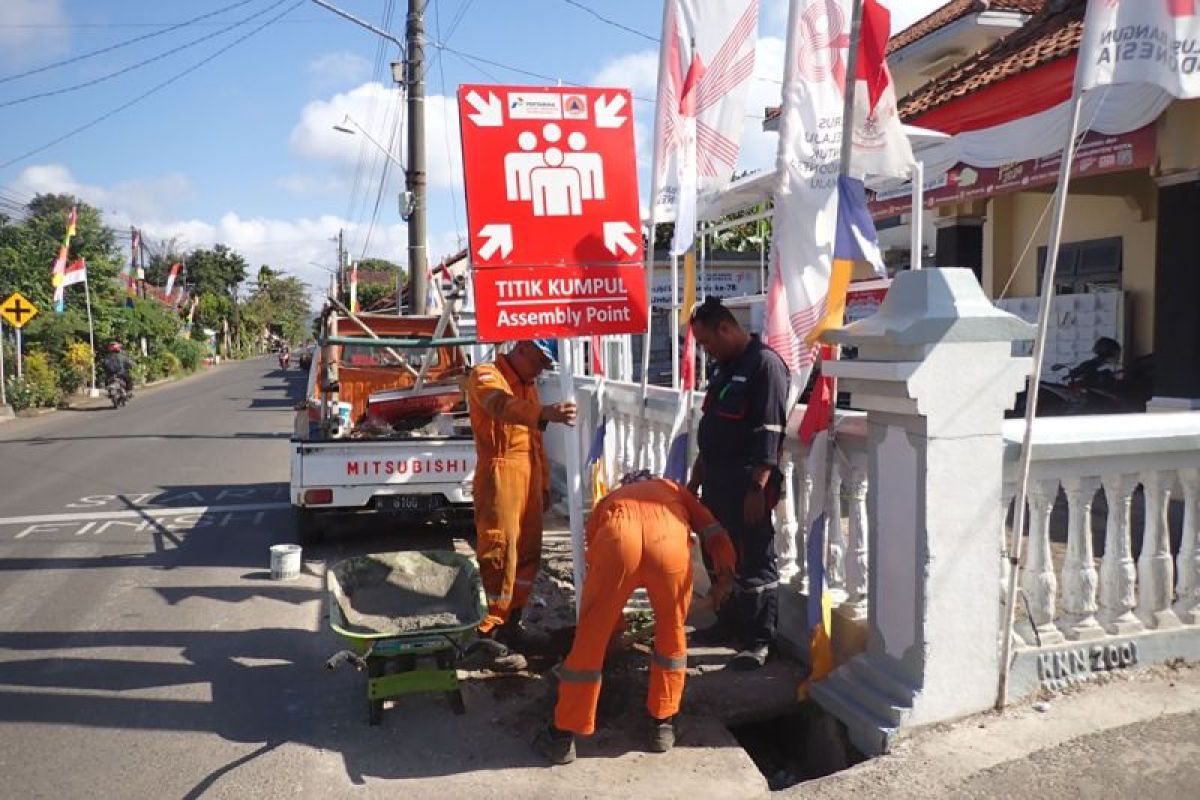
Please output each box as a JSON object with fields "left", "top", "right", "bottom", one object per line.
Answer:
{"left": 0, "top": 359, "right": 487, "bottom": 798}
{"left": 0, "top": 358, "right": 770, "bottom": 800}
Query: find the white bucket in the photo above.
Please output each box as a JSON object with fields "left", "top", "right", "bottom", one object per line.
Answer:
{"left": 270, "top": 544, "right": 302, "bottom": 580}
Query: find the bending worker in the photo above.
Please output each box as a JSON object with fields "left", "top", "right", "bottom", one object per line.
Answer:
{"left": 534, "top": 473, "right": 736, "bottom": 764}
{"left": 687, "top": 297, "right": 790, "bottom": 670}
{"left": 465, "top": 340, "right": 576, "bottom": 669}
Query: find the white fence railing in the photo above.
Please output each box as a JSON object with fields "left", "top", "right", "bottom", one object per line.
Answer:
{"left": 544, "top": 375, "right": 1200, "bottom": 657}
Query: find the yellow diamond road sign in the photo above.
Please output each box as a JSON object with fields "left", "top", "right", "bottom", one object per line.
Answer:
{"left": 0, "top": 292, "right": 38, "bottom": 329}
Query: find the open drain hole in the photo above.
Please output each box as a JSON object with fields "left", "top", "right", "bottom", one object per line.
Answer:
{"left": 729, "top": 702, "right": 866, "bottom": 791}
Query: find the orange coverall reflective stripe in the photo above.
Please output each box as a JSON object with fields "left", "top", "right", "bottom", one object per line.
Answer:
{"left": 466, "top": 355, "right": 549, "bottom": 634}
{"left": 554, "top": 479, "right": 735, "bottom": 736}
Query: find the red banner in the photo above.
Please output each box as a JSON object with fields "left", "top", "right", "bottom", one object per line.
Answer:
{"left": 870, "top": 125, "right": 1157, "bottom": 219}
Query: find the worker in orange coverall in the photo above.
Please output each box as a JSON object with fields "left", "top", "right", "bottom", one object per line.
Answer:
{"left": 533, "top": 473, "right": 736, "bottom": 764}
{"left": 464, "top": 339, "right": 576, "bottom": 671}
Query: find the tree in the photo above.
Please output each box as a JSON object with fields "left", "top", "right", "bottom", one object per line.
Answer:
{"left": 142, "top": 236, "right": 187, "bottom": 287}
{"left": 241, "top": 271, "right": 310, "bottom": 344}
{"left": 184, "top": 244, "right": 248, "bottom": 299}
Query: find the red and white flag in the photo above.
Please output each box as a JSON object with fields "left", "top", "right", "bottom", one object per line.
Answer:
{"left": 163, "top": 262, "right": 182, "bottom": 297}
{"left": 766, "top": 0, "right": 913, "bottom": 387}
{"left": 61, "top": 259, "right": 87, "bottom": 288}
{"left": 650, "top": 0, "right": 758, "bottom": 254}
{"left": 1078, "top": 0, "right": 1200, "bottom": 98}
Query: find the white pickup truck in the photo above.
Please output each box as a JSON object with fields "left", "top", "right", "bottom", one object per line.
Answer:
{"left": 289, "top": 309, "right": 477, "bottom": 545}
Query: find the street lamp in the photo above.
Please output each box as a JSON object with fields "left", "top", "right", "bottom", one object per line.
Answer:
{"left": 310, "top": 0, "right": 427, "bottom": 317}
{"left": 332, "top": 115, "right": 413, "bottom": 220}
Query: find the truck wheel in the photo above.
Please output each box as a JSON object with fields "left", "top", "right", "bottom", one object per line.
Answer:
{"left": 294, "top": 508, "right": 325, "bottom": 546}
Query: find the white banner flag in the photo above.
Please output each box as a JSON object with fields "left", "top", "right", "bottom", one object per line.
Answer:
{"left": 1079, "top": 0, "right": 1200, "bottom": 98}
{"left": 650, "top": 0, "right": 758, "bottom": 241}
{"left": 765, "top": 0, "right": 912, "bottom": 384}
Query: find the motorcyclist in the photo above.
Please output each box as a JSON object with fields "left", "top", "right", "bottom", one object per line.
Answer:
{"left": 102, "top": 342, "right": 135, "bottom": 397}
{"left": 279, "top": 348, "right": 291, "bottom": 369}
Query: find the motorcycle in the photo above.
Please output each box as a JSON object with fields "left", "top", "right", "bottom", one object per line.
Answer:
{"left": 1009, "top": 337, "right": 1149, "bottom": 417}
{"left": 106, "top": 378, "right": 130, "bottom": 409}
{"left": 279, "top": 351, "right": 291, "bottom": 371}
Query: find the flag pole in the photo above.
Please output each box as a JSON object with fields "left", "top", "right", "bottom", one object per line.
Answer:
{"left": 996, "top": 83, "right": 1087, "bottom": 710}
{"left": 910, "top": 160, "right": 924, "bottom": 270}
{"left": 83, "top": 267, "right": 99, "bottom": 397}
{"left": 815, "top": 0, "right": 865, "bottom": 569}
{"left": 636, "top": 0, "right": 674, "bottom": 469}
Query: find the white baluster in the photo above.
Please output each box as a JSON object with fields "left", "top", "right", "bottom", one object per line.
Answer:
{"left": 826, "top": 461, "right": 846, "bottom": 592}
{"left": 1174, "top": 468, "right": 1200, "bottom": 624}
{"left": 796, "top": 455, "right": 814, "bottom": 594}
{"left": 774, "top": 449, "right": 799, "bottom": 585}
{"left": 1018, "top": 479, "right": 1064, "bottom": 645}
{"left": 1059, "top": 477, "right": 1105, "bottom": 640}
{"left": 1138, "top": 470, "right": 1182, "bottom": 629}
{"left": 623, "top": 412, "right": 637, "bottom": 473}
{"left": 1099, "top": 473, "right": 1143, "bottom": 635}
{"left": 1000, "top": 486, "right": 1017, "bottom": 645}
{"left": 842, "top": 465, "right": 869, "bottom": 617}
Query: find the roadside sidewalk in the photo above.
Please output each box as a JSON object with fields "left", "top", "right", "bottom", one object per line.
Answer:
{"left": 2, "top": 361, "right": 226, "bottom": 419}
{"left": 788, "top": 663, "right": 1200, "bottom": 799}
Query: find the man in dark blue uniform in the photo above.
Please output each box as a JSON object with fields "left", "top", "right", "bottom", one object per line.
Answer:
{"left": 686, "top": 297, "right": 790, "bottom": 670}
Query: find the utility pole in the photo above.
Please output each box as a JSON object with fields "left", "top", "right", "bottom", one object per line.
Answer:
{"left": 337, "top": 228, "right": 345, "bottom": 303}
{"left": 405, "top": 0, "right": 428, "bottom": 316}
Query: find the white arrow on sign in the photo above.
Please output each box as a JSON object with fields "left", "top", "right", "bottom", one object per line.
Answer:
{"left": 603, "top": 221, "right": 638, "bottom": 258}
{"left": 476, "top": 223, "right": 513, "bottom": 260}
{"left": 594, "top": 94, "right": 628, "bottom": 129}
{"left": 465, "top": 90, "right": 503, "bottom": 127}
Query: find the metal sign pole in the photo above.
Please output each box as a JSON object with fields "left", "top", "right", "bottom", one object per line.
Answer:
{"left": 15, "top": 326, "right": 23, "bottom": 379}
{"left": 558, "top": 337, "right": 587, "bottom": 619}
{"left": 0, "top": 319, "right": 7, "bottom": 408}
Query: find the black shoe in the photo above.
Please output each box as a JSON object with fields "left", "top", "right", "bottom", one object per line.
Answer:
{"left": 728, "top": 644, "right": 769, "bottom": 671}
{"left": 532, "top": 723, "right": 576, "bottom": 765}
{"left": 688, "top": 624, "right": 736, "bottom": 647}
{"left": 648, "top": 716, "right": 675, "bottom": 753}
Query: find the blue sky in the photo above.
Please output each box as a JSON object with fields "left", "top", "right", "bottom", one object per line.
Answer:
{"left": 0, "top": 0, "right": 943, "bottom": 293}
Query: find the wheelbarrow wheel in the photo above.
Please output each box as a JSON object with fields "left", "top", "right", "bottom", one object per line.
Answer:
{"left": 447, "top": 689, "right": 466, "bottom": 715}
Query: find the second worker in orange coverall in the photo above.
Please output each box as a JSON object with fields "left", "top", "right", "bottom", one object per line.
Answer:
{"left": 464, "top": 340, "right": 576, "bottom": 671}
{"left": 533, "top": 473, "right": 736, "bottom": 764}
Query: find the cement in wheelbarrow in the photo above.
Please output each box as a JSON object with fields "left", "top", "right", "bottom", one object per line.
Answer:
{"left": 329, "top": 552, "right": 481, "bottom": 636}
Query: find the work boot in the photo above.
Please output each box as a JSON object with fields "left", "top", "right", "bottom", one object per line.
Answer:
{"left": 532, "top": 723, "right": 576, "bottom": 765}
{"left": 461, "top": 636, "right": 528, "bottom": 673}
{"left": 728, "top": 644, "right": 770, "bottom": 671}
{"left": 496, "top": 608, "right": 549, "bottom": 651}
{"left": 648, "top": 716, "right": 675, "bottom": 753}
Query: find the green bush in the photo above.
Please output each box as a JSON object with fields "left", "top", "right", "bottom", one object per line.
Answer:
{"left": 8, "top": 351, "right": 61, "bottom": 409}
{"left": 143, "top": 351, "right": 182, "bottom": 382}
{"left": 168, "top": 338, "right": 206, "bottom": 372}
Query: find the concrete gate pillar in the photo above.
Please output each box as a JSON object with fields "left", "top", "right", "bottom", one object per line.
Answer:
{"left": 810, "top": 268, "right": 1033, "bottom": 755}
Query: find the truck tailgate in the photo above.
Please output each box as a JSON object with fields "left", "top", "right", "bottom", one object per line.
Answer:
{"left": 296, "top": 439, "right": 476, "bottom": 488}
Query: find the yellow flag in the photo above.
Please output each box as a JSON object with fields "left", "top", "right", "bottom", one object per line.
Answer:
{"left": 803, "top": 258, "right": 854, "bottom": 346}
{"left": 678, "top": 249, "right": 697, "bottom": 329}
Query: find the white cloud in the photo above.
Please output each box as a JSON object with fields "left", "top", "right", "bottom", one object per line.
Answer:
{"left": 0, "top": 0, "right": 68, "bottom": 62}
{"left": 289, "top": 82, "right": 464, "bottom": 191}
{"left": 306, "top": 51, "right": 372, "bottom": 90}
{"left": 593, "top": 50, "right": 659, "bottom": 97}
{"left": 8, "top": 164, "right": 192, "bottom": 222}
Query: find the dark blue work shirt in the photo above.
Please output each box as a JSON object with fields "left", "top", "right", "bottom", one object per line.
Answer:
{"left": 697, "top": 335, "right": 790, "bottom": 472}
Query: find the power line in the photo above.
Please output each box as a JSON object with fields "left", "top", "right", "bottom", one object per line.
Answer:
{"left": 0, "top": 1, "right": 304, "bottom": 171}
{"left": 0, "top": 0, "right": 295, "bottom": 109}
{"left": 558, "top": 0, "right": 658, "bottom": 44}
{"left": 434, "top": 0, "right": 463, "bottom": 243}
{"left": 0, "top": 0, "right": 260, "bottom": 85}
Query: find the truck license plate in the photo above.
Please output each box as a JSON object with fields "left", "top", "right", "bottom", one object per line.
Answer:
{"left": 379, "top": 495, "right": 443, "bottom": 513}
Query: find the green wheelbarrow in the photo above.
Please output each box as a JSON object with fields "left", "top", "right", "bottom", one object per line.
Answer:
{"left": 324, "top": 550, "right": 486, "bottom": 724}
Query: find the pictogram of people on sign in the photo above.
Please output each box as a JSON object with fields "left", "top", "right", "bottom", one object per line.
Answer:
{"left": 503, "top": 123, "right": 606, "bottom": 218}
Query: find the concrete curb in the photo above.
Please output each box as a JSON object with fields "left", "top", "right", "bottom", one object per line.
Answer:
{"left": 2, "top": 363, "right": 222, "bottom": 420}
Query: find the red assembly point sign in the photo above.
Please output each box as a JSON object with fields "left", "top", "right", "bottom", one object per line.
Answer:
{"left": 457, "top": 83, "right": 646, "bottom": 342}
